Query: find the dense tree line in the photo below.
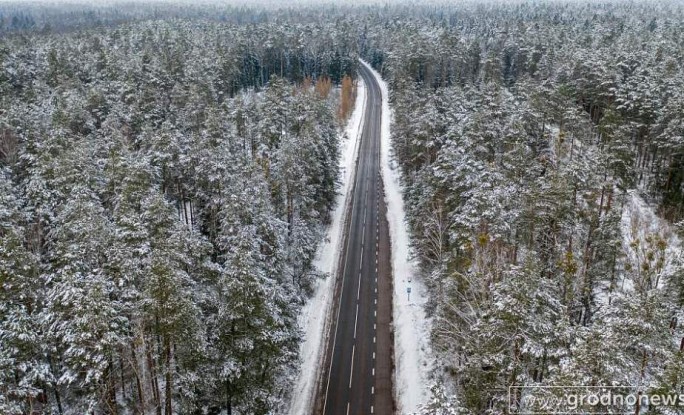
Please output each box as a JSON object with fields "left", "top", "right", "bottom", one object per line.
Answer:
{"left": 0, "top": 17, "right": 356, "bottom": 415}
{"left": 0, "top": 2, "right": 274, "bottom": 35}
{"left": 359, "top": 1, "right": 684, "bottom": 413}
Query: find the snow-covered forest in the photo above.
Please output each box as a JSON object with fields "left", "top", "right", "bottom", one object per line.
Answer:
{"left": 2, "top": 0, "right": 684, "bottom": 414}
{"left": 0, "top": 10, "right": 357, "bottom": 415}
{"left": 359, "top": 1, "right": 684, "bottom": 413}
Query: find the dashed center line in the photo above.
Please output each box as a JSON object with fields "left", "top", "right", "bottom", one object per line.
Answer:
{"left": 353, "top": 304, "right": 359, "bottom": 338}
{"left": 349, "top": 345, "right": 355, "bottom": 388}
{"left": 357, "top": 272, "right": 362, "bottom": 300}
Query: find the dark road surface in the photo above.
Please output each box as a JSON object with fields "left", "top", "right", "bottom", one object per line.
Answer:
{"left": 318, "top": 62, "right": 394, "bottom": 415}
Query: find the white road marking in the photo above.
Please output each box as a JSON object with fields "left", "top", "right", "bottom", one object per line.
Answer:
{"left": 372, "top": 386, "right": 375, "bottom": 394}
{"left": 357, "top": 273, "right": 362, "bottom": 299}
{"left": 346, "top": 402, "right": 350, "bottom": 415}
{"left": 354, "top": 304, "right": 359, "bottom": 338}
{"left": 349, "top": 345, "right": 355, "bottom": 388}
{"left": 373, "top": 336, "right": 376, "bottom": 344}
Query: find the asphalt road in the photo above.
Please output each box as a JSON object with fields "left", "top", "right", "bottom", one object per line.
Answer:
{"left": 319, "top": 62, "right": 393, "bottom": 415}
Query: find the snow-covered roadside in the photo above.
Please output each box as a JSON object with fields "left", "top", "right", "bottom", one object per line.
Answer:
{"left": 288, "top": 78, "right": 367, "bottom": 415}
{"left": 360, "top": 60, "right": 432, "bottom": 414}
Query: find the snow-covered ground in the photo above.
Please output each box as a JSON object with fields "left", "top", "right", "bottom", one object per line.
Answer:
{"left": 619, "top": 190, "right": 682, "bottom": 292}
{"left": 360, "top": 59, "right": 433, "bottom": 414}
{"left": 288, "top": 78, "right": 367, "bottom": 415}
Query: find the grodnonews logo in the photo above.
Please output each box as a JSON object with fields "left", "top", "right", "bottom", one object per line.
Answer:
{"left": 508, "top": 385, "right": 684, "bottom": 414}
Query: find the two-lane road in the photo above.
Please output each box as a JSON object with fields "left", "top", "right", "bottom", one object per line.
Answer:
{"left": 318, "top": 62, "right": 393, "bottom": 415}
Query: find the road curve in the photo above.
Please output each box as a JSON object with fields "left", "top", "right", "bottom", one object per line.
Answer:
{"left": 317, "top": 62, "right": 394, "bottom": 415}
